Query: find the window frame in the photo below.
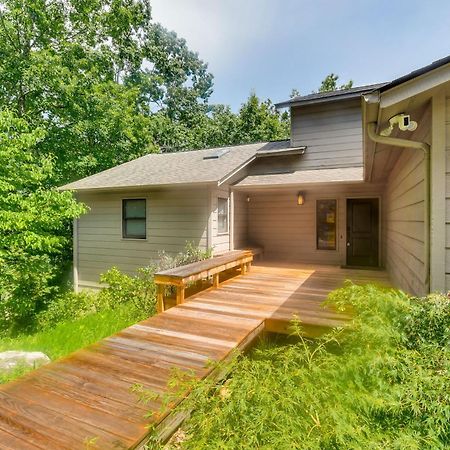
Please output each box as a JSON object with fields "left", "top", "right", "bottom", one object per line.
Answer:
{"left": 217, "top": 197, "right": 229, "bottom": 235}
{"left": 316, "top": 198, "right": 337, "bottom": 251}
{"left": 122, "top": 198, "right": 147, "bottom": 240}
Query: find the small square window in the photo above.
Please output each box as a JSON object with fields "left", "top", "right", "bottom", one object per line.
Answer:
{"left": 218, "top": 197, "right": 229, "bottom": 234}
{"left": 123, "top": 199, "right": 146, "bottom": 239}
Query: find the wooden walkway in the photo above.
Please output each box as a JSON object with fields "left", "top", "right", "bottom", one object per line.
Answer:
{"left": 0, "top": 263, "right": 389, "bottom": 449}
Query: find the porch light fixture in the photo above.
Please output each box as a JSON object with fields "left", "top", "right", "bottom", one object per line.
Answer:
{"left": 297, "top": 192, "right": 305, "bottom": 205}
{"left": 246, "top": 196, "right": 251, "bottom": 203}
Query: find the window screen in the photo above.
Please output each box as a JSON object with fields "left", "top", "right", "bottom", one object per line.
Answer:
{"left": 218, "top": 197, "right": 229, "bottom": 234}
{"left": 316, "top": 199, "right": 337, "bottom": 250}
{"left": 122, "top": 199, "right": 146, "bottom": 239}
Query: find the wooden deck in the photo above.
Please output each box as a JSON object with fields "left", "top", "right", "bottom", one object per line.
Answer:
{"left": 0, "top": 263, "right": 389, "bottom": 449}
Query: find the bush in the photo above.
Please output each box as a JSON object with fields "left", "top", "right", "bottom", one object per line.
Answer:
{"left": 165, "top": 285, "right": 450, "bottom": 449}
{"left": 99, "top": 266, "right": 157, "bottom": 315}
{"left": 98, "top": 242, "right": 211, "bottom": 313}
{"left": 37, "top": 242, "right": 211, "bottom": 330}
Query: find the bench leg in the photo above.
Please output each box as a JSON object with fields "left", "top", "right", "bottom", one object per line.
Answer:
{"left": 246, "top": 261, "right": 251, "bottom": 272}
{"left": 176, "top": 286, "right": 185, "bottom": 305}
{"left": 240, "top": 263, "right": 247, "bottom": 275}
{"left": 157, "top": 284, "right": 165, "bottom": 313}
{"left": 213, "top": 273, "right": 220, "bottom": 288}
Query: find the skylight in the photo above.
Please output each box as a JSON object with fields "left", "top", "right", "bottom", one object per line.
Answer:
{"left": 203, "top": 148, "right": 230, "bottom": 160}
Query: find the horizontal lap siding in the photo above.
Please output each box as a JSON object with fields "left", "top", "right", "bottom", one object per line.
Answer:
{"left": 76, "top": 188, "right": 209, "bottom": 289}
{"left": 233, "top": 191, "right": 248, "bottom": 249}
{"left": 446, "top": 97, "right": 450, "bottom": 290}
{"left": 247, "top": 184, "right": 383, "bottom": 264}
{"left": 384, "top": 105, "right": 431, "bottom": 296}
{"left": 290, "top": 100, "right": 363, "bottom": 169}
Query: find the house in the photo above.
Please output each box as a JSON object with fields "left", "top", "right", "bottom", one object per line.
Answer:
{"left": 61, "top": 55, "right": 450, "bottom": 297}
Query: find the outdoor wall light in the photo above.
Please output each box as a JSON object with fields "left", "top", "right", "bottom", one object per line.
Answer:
{"left": 246, "top": 196, "right": 251, "bottom": 203}
{"left": 297, "top": 192, "right": 305, "bottom": 205}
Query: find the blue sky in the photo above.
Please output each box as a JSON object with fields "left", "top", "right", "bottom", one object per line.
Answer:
{"left": 151, "top": 0, "right": 450, "bottom": 111}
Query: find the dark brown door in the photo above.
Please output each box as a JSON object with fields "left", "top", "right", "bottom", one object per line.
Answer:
{"left": 346, "top": 198, "right": 379, "bottom": 267}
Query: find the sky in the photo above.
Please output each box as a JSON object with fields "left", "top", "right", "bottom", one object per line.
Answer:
{"left": 150, "top": 0, "right": 450, "bottom": 111}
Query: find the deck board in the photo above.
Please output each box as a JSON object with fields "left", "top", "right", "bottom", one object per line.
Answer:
{"left": 0, "top": 262, "right": 390, "bottom": 449}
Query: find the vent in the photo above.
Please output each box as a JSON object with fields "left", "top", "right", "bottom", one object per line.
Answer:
{"left": 203, "top": 148, "right": 230, "bottom": 160}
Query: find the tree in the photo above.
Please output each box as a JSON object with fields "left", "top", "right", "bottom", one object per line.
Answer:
{"left": 318, "top": 73, "right": 353, "bottom": 92}
{"left": 0, "top": 110, "right": 85, "bottom": 332}
{"left": 0, "top": 0, "right": 214, "bottom": 183}
{"left": 236, "top": 93, "right": 289, "bottom": 143}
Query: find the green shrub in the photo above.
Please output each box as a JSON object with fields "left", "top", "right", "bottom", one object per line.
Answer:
{"left": 164, "top": 284, "right": 450, "bottom": 449}
{"left": 98, "top": 242, "right": 211, "bottom": 313}
{"left": 35, "top": 242, "right": 211, "bottom": 333}
{"left": 36, "top": 290, "right": 100, "bottom": 329}
{"left": 99, "top": 266, "right": 157, "bottom": 315}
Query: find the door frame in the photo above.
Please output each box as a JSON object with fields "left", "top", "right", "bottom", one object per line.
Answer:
{"left": 345, "top": 196, "right": 382, "bottom": 267}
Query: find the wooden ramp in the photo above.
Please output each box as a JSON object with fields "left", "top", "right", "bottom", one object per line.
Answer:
{"left": 0, "top": 263, "right": 389, "bottom": 449}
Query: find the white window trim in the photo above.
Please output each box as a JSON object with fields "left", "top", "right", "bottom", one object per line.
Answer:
{"left": 217, "top": 197, "right": 230, "bottom": 236}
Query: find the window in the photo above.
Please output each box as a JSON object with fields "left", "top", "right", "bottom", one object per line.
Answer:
{"left": 218, "top": 197, "right": 229, "bottom": 234}
{"left": 122, "top": 199, "right": 146, "bottom": 239}
{"left": 316, "top": 199, "right": 337, "bottom": 250}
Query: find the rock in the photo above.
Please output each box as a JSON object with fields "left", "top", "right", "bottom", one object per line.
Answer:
{"left": 0, "top": 351, "right": 51, "bottom": 374}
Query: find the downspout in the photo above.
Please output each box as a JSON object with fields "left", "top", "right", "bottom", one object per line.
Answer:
{"left": 367, "top": 122, "right": 431, "bottom": 289}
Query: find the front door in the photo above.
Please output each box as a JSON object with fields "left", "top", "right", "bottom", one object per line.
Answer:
{"left": 346, "top": 198, "right": 379, "bottom": 267}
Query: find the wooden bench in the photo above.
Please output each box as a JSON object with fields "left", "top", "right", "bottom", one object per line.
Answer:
{"left": 154, "top": 250, "right": 253, "bottom": 313}
{"left": 238, "top": 246, "right": 264, "bottom": 260}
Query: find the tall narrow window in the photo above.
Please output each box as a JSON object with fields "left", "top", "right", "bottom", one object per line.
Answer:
{"left": 122, "top": 199, "right": 146, "bottom": 239}
{"left": 218, "top": 197, "right": 229, "bottom": 234}
{"left": 316, "top": 199, "right": 337, "bottom": 250}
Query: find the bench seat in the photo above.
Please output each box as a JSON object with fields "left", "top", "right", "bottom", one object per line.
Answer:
{"left": 154, "top": 250, "right": 253, "bottom": 312}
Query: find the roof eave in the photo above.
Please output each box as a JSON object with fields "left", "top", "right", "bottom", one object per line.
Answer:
{"left": 275, "top": 92, "right": 370, "bottom": 109}
{"left": 59, "top": 180, "right": 218, "bottom": 193}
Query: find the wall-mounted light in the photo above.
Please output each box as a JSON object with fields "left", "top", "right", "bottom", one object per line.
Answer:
{"left": 297, "top": 192, "right": 305, "bottom": 205}
{"left": 246, "top": 196, "right": 251, "bottom": 203}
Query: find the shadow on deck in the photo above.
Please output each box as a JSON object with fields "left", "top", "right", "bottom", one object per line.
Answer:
{"left": 0, "top": 262, "right": 390, "bottom": 449}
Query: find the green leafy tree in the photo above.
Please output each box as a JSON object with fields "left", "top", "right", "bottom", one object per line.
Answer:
{"left": 318, "top": 73, "right": 353, "bottom": 92}
{"left": 0, "top": 110, "right": 85, "bottom": 332}
{"left": 0, "top": 0, "right": 214, "bottom": 182}
{"left": 237, "top": 92, "right": 289, "bottom": 143}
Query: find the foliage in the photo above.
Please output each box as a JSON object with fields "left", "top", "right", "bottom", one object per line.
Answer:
{"left": 99, "top": 241, "right": 211, "bottom": 305}
{"left": 99, "top": 266, "right": 157, "bottom": 315}
{"left": 157, "top": 241, "right": 212, "bottom": 270}
{"left": 318, "top": 73, "right": 354, "bottom": 92}
{"left": 0, "top": 111, "right": 84, "bottom": 334}
{"left": 0, "top": 0, "right": 215, "bottom": 182}
{"left": 162, "top": 285, "right": 450, "bottom": 449}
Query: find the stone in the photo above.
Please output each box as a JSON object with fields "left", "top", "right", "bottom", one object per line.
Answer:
{"left": 0, "top": 351, "right": 51, "bottom": 374}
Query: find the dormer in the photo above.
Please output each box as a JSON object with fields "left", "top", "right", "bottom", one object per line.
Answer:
{"left": 276, "top": 84, "right": 386, "bottom": 170}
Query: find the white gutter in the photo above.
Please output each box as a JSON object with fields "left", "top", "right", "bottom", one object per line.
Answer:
{"left": 366, "top": 121, "right": 431, "bottom": 288}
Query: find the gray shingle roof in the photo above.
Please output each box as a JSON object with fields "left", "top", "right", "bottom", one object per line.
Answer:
{"left": 60, "top": 140, "right": 301, "bottom": 191}
{"left": 234, "top": 167, "right": 364, "bottom": 188}
{"left": 275, "top": 83, "right": 387, "bottom": 108}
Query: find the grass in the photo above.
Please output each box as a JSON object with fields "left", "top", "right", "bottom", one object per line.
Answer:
{"left": 0, "top": 302, "right": 147, "bottom": 384}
